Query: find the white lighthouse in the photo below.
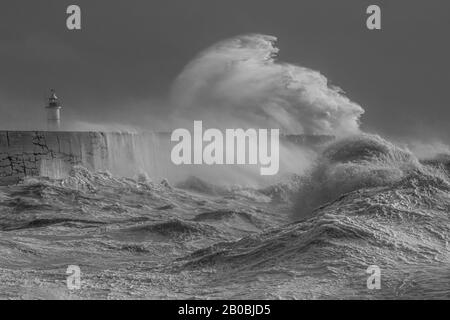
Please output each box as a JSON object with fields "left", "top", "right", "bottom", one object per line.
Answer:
{"left": 46, "top": 89, "right": 62, "bottom": 131}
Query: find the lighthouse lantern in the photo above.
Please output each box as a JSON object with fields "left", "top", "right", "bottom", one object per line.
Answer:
{"left": 46, "top": 89, "right": 62, "bottom": 131}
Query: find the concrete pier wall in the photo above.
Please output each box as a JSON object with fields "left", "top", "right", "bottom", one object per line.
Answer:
{"left": 0, "top": 131, "right": 109, "bottom": 185}
{"left": 0, "top": 131, "right": 333, "bottom": 186}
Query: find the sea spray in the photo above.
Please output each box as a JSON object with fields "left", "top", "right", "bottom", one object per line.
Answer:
{"left": 293, "top": 134, "right": 423, "bottom": 219}
{"left": 171, "top": 34, "right": 364, "bottom": 136}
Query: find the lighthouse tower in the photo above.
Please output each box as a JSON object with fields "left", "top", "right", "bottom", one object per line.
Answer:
{"left": 46, "top": 89, "right": 62, "bottom": 131}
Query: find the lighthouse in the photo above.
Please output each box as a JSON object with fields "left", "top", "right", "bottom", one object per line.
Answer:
{"left": 46, "top": 89, "right": 62, "bottom": 131}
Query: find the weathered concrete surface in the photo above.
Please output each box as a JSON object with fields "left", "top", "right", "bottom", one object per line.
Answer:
{"left": 0, "top": 131, "right": 109, "bottom": 185}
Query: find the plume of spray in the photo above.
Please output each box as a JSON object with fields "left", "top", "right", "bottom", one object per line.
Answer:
{"left": 170, "top": 34, "right": 450, "bottom": 209}
{"left": 170, "top": 34, "right": 364, "bottom": 135}
{"left": 37, "top": 35, "right": 367, "bottom": 188}
{"left": 166, "top": 34, "right": 365, "bottom": 187}
{"left": 292, "top": 133, "right": 450, "bottom": 220}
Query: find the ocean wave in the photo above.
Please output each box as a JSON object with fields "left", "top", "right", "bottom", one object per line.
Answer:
{"left": 2, "top": 218, "right": 106, "bottom": 231}
{"left": 126, "top": 219, "right": 219, "bottom": 238}
{"left": 192, "top": 209, "right": 268, "bottom": 229}
{"left": 179, "top": 172, "right": 449, "bottom": 279}
{"left": 293, "top": 134, "right": 445, "bottom": 219}
{"left": 176, "top": 176, "right": 228, "bottom": 195}
{"left": 1, "top": 136, "right": 448, "bottom": 299}
{"left": 421, "top": 153, "right": 450, "bottom": 173}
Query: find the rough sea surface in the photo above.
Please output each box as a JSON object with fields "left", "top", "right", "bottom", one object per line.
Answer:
{"left": 0, "top": 134, "right": 449, "bottom": 299}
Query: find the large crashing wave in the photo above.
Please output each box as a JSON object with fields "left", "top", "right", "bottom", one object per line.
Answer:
{"left": 293, "top": 134, "right": 448, "bottom": 219}
{"left": 1, "top": 144, "right": 449, "bottom": 298}
{"left": 176, "top": 135, "right": 450, "bottom": 299}
{"left": 171, "top": 34, "right": 364, "bottom": 136}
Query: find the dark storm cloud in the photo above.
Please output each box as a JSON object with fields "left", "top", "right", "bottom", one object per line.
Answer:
{"left": 0, "top": 0, "right": 449, "bottom": 140}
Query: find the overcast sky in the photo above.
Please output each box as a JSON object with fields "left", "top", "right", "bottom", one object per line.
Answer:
{"left": 0, "top": 0, "right": 449, "bottom": 142}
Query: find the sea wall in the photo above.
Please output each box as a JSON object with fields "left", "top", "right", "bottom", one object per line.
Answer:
{"left": 0, "top": 131, "right": 333, "bottom": 186}
{"left": 0, "top": 131, "right": 110, "bottom": 185}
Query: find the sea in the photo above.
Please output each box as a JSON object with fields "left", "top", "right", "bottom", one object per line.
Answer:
{"left": 0, "top": 133, "right": 448, "bottom": 299}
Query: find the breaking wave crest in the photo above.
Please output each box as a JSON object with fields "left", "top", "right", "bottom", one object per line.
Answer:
{"left": 1, "top": 136, "right": 449, "bottom": 299}
{"left": 293, "top": 134, "right": 448, "bottom": 219}
{"left": 176, "top": 156, "right": 449, "bottom": 298}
